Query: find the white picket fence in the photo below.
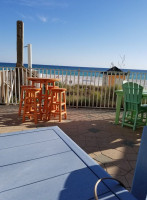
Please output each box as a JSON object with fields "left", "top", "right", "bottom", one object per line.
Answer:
{"left": 0, "top": 66, "right": 147, "bottom": 108}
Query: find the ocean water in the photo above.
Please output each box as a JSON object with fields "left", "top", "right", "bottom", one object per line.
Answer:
{"left": 0, "top": 62, "right": 147, "bottom": 79}
{"left": 0, "top": 62, "right": 109, "bottom": 71}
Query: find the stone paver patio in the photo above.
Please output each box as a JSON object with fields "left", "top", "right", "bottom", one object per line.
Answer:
{"left": 0, "top": 105, "right": 144, "bottom": 191}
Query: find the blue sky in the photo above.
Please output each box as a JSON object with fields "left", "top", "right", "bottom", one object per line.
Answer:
{"left": 0, "top": 0, "right": 147, "bottom": 69}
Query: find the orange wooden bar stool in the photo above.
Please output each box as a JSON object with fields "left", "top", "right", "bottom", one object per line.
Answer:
{"left": 18, "top": 85, "right": 35, "bottom": 116}
{"left": 22, "top": 88, "right": 42, "bottom": 124}
{"left": 41, "top": 85, "right": 59, "bottom": 120}
{"left": 49, "top": 88, "right": 67, "bottom": 122}
{"left": 27, "top": 77, "right": 60, "bottom": 121}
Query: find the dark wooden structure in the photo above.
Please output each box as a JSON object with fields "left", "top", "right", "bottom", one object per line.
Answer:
{"left": 16, "top": 20, "right": 24, "bottom": 96}
{"left": 16, "top": 20, "right": 24, "bottom": 68}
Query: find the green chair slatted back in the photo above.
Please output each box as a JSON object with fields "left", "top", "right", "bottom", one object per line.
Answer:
{"left": 122, "top": 82, "right": 143, "bottom": 112}
{"left": 122, "top": 82, "right": 146, "bottom": 130}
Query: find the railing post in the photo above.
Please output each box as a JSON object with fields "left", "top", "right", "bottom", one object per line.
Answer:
{"left": 76, "top": 69, "right": 80, "bottom": 108}
{"left": 6, "top": 68, "right": 9, "bottom": 105}
{"left": 2, "top": 68, "right": 5, "bottom": 104}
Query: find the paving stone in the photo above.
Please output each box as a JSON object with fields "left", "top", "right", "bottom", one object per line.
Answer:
{"left": 88, "top": 153, "right": 95, "bottom": 159}
{"left": 114, "top": 160, "right": 132, "bottom": 171}
{"left": 93, "top": 151, "right": 102, "bottom": 156}
{"left": 126, "top": 154, "right": 137, "bottom": 161}
{"left": 122, "top": 139, "right": 135, "bottom": 147}
{"left": 88, "top": 128, "right": 101, "bottom": 133}
{"left": 128, "top": 161, "right": 137, "bottom": 169}
{"left": 110, "top": 138, "right": 124, "bottom": 143}
{"left": 125, "top": 173, "right": 134, "bottom": 188}
{"left": 129, "top": 169, "right": 135, "bottom": 175}
{"left": 116, "top": 146, "right": 136, "bottom": 154}
{"left": 93, "top": 153, "right": 112, "bottom": 164}
{"left": 111, "top": 175, "right": 130, "bottom": 189}
{"left": 105, "top": 163, "right": 127, "bottom": 176}
{"left": 101, "top": 149, "right": 125, "bottom": 160}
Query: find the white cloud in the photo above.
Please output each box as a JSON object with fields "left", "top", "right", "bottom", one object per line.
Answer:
{"left": 38, "top": 15, "right": 47, "bottom": 22}
{"left": 51, "top": 18, "right": 66, "bottom": 24}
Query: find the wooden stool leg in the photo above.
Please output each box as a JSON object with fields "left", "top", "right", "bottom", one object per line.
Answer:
{"left": 18, "top": 89, "right": 24, "bottom": 116}
{"left": 22, "top": 94, "right": 28, "bottom": 123}
{"left": 39, "top": 94, "right": 42, "bottom": 121}
{"left": 34, "top": 95, "right": 38, "bottom": 124}
{"left": 59, "top": 92, "right": 62, "bottom": 122}
{"left": 48, "top": 92, "right": 54, "bottom": 120}
{"left": 63, "top": 92, "right": 67, "bottom": 119}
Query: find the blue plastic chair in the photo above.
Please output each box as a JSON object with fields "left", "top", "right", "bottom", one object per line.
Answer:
{"left": 131, "top": 126, "right": 147, "bottom": 199}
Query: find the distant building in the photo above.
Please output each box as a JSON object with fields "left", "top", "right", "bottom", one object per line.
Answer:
{"left": 102, "top": 66, "right": 128, "bottom": 86}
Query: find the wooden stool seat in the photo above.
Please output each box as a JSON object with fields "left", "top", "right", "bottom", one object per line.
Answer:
{"left": 18, "top": 85, "right": 35, "bottom": 116}
{"left": 22, "top": 88, "right": 42, "bottom": 124}
{"left": 49, "top": 88, "right": 67, "bottom": 122}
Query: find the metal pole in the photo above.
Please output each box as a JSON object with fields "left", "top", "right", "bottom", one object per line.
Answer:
{"left": 76, "top": 69, "right": 80, "bottom": 108}
{"left": 28, "top": 44, "right": 32, "bottom": 70}
{"left": 24, "top": 44, "right": 32, "bottom": 77}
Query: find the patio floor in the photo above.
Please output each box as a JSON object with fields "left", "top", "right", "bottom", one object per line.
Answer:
{"left": 0, "top": 105, "right": 143, "bottom": 191}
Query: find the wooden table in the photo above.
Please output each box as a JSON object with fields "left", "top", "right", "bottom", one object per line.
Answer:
{"left": 28, "top": 77, "right": 60, "bottom": 88}
{"left": 115, "top": 90, "right": 147, "bottom": 124}
{"left": 28, "top": 77, "right": 60, "bottom": 120}
{"left": 0, "top": 127, "right": 137, "bottom": 200}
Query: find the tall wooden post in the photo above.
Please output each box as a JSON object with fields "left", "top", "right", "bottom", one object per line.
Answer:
{"left": 16, "top": 20, "right": 24, "bottom": 68}
{"left": 16, "top": 20, "right": 24, "bottom": 98}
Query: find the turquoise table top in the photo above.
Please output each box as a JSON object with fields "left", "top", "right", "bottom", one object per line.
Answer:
{"left": 0, "top": 127, "right": 137, "bottom": 200}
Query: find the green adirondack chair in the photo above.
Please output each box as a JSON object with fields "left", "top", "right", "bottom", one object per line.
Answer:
{"left": 122, "top": 82, "right": 147, "bottom": 130}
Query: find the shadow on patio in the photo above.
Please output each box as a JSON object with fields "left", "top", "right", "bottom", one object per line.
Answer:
{"left": 0, "top": 105, "right": 143, "bottom": 191}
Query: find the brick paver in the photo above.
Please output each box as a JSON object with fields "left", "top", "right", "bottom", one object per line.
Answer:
{"left": 0, "top": 105, "right": 144, "bottom": 191}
